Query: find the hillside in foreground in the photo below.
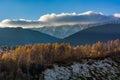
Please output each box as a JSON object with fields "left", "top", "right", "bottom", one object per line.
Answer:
{"left": 0, "top": 39, "right": 120, "bottom": 80}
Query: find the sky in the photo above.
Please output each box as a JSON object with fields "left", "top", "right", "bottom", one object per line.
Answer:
{"left": 0, "top": 0, "right": 120, "bottom": 21}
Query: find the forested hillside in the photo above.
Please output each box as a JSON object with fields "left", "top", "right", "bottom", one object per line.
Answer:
{"left": 0, "top": 27, "right": 59, "bottom": 46}
{"left": 0, "top": 39, "right": 120, "bottom": 80}
{"left": 62, "top": 24, "right": 120, "bottom": 45}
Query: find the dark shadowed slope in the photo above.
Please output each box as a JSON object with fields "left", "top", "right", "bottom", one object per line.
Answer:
{"left": 0, "top": 27, "right": 60, "bottom": 46}
{"left": 62, "top": 24, "right": 120, "bottom": 45}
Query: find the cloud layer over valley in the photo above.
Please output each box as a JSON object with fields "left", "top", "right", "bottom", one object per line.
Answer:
{"left": 0, "top": 11, "right": 120, "bottom": 28}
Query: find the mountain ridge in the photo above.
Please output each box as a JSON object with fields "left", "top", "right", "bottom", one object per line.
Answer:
{"left": 30, "top": 22, "right": 120, "bottom": 39}
{"left": 0, "top": 27, "right": 60, "bottom": 46}
{"left": 62, "top": 24, "right": 120, "bottom": 45}
{"left": 0, "top": 23, "right": 120, "bottom": 46}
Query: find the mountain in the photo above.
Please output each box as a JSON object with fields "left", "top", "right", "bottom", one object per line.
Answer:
{"left": 1, "top": 24, "right": 120, "bottom": 46}
{"left": 1, "top": 11, "right": 120, "bottom": 39}
{"left": 29, "top": 12, "right": 120, "bottom": 39}
{"left": 30, "top": 25, "right": 89, "bottom": 39}
{"left": 29, "top": 23, "right": 111, "bottom": 39}
{"left": 30, "top": 21, "right": 120, "bottom": 39}
{"left": 0, "top": 27, "right": 59, "bottom": 46}
{"left": 62, "top": 24, "right": 120, "bottom": 45}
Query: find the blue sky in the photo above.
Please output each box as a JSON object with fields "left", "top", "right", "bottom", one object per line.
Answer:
{"left": 0, "top": 0, "right": 120, "bottom": 21}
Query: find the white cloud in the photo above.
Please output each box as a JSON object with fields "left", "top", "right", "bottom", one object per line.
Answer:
{"left": 114, "top": 13, "right": 120, "bottom": 18}
{"left": 39, "top": 11, "right": 105, "bottom": 23}
{"left": 0, "top": 11, "right": 120, "bottom": 28}
{"left": 38, "top": 11, "right": 117, "bottom": 26}
{"left": 0, "top": 19, "right": 43, "bottom": 28}
{"left": 80, "top": 11, "right": 103, "bottom": 15}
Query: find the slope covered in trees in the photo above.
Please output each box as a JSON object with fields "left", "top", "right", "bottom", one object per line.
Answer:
{"left": 62, "top": 24, "right": 120, "bottom": 45}
{"left": 0, "top": 39, "right": 120, "bottom": 79}
{"left": 0, "top": 27, "right": 59, "bottom": 46}
{"left": 1, "top": 24, "right": 120, "bottom": 46}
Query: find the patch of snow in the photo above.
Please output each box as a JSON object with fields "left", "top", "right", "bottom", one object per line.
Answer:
{"left": 43, "top": 58, "right": 120, "bottom": 80}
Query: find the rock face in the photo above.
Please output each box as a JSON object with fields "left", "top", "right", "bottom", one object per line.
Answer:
{"left": 43, "top": 58, "right": 120, "bottom": 80}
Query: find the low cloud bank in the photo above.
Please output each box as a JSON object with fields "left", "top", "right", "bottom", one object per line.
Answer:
{"left": 0, "top": 11, "right": 120, "bottom": 28}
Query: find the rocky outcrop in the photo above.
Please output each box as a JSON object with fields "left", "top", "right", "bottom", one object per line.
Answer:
{"left": 43, "top": 58, "right": 120, "bottom": 80}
